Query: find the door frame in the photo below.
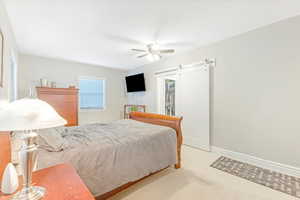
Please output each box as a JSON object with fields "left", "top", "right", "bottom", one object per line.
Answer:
{"left": 156, "top": 72, "right": 178, "bottom": 115}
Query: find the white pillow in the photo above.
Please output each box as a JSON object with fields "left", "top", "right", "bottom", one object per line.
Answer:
{"left": 38, "top": 127, "right": 66, "bottom": 152}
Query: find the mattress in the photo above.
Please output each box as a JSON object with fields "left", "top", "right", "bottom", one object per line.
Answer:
{"left": 37, "top": 119, "right": 177, "bottom": 196}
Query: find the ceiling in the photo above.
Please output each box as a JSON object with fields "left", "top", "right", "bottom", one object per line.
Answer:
{"left": 3, "top": 0, "right": 300, "bottom": 70}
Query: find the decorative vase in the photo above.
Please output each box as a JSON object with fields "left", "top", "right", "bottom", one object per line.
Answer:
{"left": 40, "top": 78, "right": 48, "bottom": 88}
{"left": 1, "top": 163, "right": 19, "bottom": 194}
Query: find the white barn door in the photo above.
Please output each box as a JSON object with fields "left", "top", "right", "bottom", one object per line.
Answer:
{"left": 176, "top": 64, "right": 210, "bottom": 151}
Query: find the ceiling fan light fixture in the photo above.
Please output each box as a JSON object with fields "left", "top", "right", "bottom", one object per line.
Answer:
{"left": 146, "top": 54, "right": 154, "bottom": 61}
{"left": 150, "top": 43, "right": 160, "bottom": 51}
{"left": 152, "top": 54, "right": 161, "bottom": 61}
{"left": 132, "top": 43, "right": 173, "bottom": 61}
{"left": 146, "top": 53, "right": 161, "bottom": 62}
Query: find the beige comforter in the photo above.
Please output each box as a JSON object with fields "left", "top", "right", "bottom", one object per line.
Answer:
{"left": 37, "top": 119, "right": 177, "bottom": 196}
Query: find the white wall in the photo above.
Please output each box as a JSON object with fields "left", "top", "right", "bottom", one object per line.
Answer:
{"left": 18, "top": 54, "right": 126, "bottom": 124}
{"left": 127, "top": 15, "right": 300, "bottom": 168}
{"left": 0, "top": 0, "right": 18, "bottom": 106}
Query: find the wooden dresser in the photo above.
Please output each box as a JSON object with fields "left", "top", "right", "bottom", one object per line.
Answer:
{"left": 36, "top": 87, "right": 79, "bottom": 126}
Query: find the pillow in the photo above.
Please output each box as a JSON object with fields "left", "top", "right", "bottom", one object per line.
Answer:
{"left": 37, "top": 127, "right": 66, "bottom": 152}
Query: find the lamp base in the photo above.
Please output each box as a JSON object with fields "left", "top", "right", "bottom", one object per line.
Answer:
{"left": 10, "top": 186, "right": 45, "bottom": 200}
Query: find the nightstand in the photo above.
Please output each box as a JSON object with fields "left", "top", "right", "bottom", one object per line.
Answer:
{"left": 0, "top": 164, "right": 95, "bottom": 200}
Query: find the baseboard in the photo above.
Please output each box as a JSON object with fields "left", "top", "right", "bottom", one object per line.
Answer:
{"left": 183, "top": 137, "right": 210, "bottom": 152}
{"left": 211, "top": 146, "right": 300, "bottom": 177}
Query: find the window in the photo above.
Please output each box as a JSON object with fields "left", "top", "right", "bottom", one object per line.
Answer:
{"left": 79, "top": 78, "right": 105, "bottom": 109}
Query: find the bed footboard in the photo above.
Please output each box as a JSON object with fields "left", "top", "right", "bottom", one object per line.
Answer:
{"left": 129, "top": 112, "right": 183, "bottom": 169}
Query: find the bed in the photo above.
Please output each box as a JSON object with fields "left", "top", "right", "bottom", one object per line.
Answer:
{"left": 36, "top": 112, "right": 183, "bottom": 199}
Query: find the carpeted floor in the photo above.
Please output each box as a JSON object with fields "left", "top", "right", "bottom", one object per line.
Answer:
{"left": 211, "top": 156, "right": 300, "bottom": 199}
{"left": 109, "top": 146, "right": 297, "bottom": 200}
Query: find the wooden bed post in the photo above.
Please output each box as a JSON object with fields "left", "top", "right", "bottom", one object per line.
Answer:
{"left": 174, "top": 117, "right": 183, "bottom": 169}
{"left": 129, "top": 112, "right": 183, "bottom": 169}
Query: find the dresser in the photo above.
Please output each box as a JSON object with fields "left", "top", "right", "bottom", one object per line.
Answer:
{"left": 36, "top": 87, "right": 79, "bottom": 126}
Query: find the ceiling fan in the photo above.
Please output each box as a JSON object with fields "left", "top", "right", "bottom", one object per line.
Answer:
{"left": 131, "top": 43, "right": 175, "bottom": 61}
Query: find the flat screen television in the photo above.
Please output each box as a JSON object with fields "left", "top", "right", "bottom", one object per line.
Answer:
{"left": 125, "top": 73, "right": 146, "bottom": 92}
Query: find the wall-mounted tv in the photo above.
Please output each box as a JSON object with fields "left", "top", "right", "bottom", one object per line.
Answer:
{"left": 125, "top": 73, "right": 146, "bottom": 92}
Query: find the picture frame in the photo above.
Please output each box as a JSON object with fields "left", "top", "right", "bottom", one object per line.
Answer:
{"left": 124, "top": 104, "right": 146, "bottom": 119}
{"left": 0, "top": 30, "right": 3, "bottom": 88}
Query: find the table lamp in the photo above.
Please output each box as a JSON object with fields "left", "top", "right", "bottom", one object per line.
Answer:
{"left": 0, "top": 98, "right": 67, "bottom": 200}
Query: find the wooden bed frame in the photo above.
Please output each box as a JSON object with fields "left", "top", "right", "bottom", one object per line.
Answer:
{"left": 129, "top": 112, "right": 183, "bottom": 169}
{"left": 96, "top": 111, "right": 183, "bottom": 200}
{"left": 0, "top": 112, "right": 183, "bottom": 200}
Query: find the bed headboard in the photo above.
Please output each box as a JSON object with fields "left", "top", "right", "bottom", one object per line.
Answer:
{"left": 129, "top": 112, "right": 183, "bottom": 169}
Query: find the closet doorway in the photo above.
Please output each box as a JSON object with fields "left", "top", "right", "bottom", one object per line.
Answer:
{"left": 157, "top": 73, "right": 177, "bottom": 116}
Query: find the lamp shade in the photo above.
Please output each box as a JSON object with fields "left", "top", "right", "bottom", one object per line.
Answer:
{"left": 0, "top": 98, "right": 67, "bottom": 131}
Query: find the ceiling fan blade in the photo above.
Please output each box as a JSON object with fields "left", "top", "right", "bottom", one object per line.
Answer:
{"left": 137, "top": 54, "right": 148, "bottom": 58}
{"left": 132, "top": 49, "right": 146, "bottom": 52}
{"left": 159, "top": 49, "right": 175, "bottom": 54}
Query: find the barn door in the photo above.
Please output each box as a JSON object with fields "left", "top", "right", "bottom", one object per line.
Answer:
{"left": 176, "top": 64, "right": 210, "bottom": 151}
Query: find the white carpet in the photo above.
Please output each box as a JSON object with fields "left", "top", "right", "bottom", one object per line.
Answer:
{"left": 109, "top": 146, "right": 297, "bottom": 200}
